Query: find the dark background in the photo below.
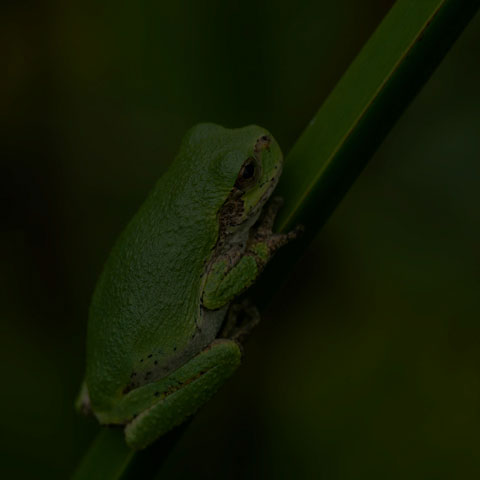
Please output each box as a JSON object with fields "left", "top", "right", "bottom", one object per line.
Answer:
{"left": 1, "top": 1, "right": 479, "bottom": 478}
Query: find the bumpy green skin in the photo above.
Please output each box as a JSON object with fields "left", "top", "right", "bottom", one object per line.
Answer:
{"left": 82, "top": 123, "right": 284, "bottom": 449}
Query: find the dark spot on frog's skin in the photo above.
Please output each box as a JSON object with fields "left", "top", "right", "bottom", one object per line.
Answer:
{"left": 154, "top": 391, "right": 160, "bottom": 397}
{"left": 130, "top": 372, "right": 137, "bottom": 377}
{"left": 148, "top": 354, "right": 153, "bottom": 358}
{"left": 140, "top": 358, "right": 144, "bottom": 363}
{"left": 173, "top": 346, "right": 177, "bottom": 351}
{"left": 154, "top": 360, "right": 158, "bottom": 365}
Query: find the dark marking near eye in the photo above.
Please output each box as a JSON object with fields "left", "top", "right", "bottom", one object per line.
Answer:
{"left": 261, "top": 135, "right": 269, "bottom": 141}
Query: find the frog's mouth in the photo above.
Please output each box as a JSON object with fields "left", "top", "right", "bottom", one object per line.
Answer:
{"left": 213, "top": 133, "right": 282, "bottom": 258}
{"left": 217, "top": 178, "right": 277, "bottom": 232}
{"left": 222, "top": 136, "right": 281, "bottom": 226}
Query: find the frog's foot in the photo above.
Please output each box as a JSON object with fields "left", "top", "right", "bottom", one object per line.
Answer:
{"left": 250, "top": 196, "right": 303, "bottom": 260}
{"left": 220, "top": 299, "right": 260, "bottom": 345}
{"left": 202, "top": 198, "right": 302, "bottom": 311}
{"left": 255, "top": 196, "right": 285, "bottom": 236}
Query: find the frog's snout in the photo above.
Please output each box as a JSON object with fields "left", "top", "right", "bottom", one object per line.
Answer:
{"left": 254, "top": 135, "right": 271, "bottom": 153}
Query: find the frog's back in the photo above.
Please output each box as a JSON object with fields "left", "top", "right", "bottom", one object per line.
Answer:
{"left": 86, "top": 124, "right": 264, "bottom": 411}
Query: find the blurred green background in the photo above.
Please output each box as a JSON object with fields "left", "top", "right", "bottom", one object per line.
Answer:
{"left": 1, "top": 1, "right": 479, "bottom": 478}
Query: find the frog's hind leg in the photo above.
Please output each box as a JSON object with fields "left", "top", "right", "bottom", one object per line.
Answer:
{"left": 124, "top": 339, "right": 241, "bottom": 450}
{"left": 221, "top": 299, "right": 260, "bottom": 345}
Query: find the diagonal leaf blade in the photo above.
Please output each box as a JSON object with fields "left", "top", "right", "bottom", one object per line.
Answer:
{"left": 276, "top": 0, "right": 479, "bottom": 239}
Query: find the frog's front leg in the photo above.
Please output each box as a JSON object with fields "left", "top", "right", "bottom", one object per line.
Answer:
{"left": 124, "top": 339, "right": 241, "bottom": 450}
{"left": 203, "top": 197, "right": 301, "bottom": 310}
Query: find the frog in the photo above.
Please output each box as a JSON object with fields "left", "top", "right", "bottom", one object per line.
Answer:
{"left": 77, "top": 123, "right": 299, "bottom": 450}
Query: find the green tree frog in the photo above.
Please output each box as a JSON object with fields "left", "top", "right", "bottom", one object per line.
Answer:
{"left": 77, "top": 123, "right": 299, "bottom": 450}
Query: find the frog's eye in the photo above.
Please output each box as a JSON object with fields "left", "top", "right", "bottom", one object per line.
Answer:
{"left": 235, "top": 157, "right": 259, "bottom": 190}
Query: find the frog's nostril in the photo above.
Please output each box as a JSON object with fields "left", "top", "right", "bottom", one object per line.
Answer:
{"left": 255, "top": 135, "right": 271, "bottom": 152}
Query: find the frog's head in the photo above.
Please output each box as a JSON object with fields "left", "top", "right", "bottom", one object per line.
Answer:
{"left": 180, "top": 123, "right": 283, "bottom": 226}
{"left": 216, "top": 125, "right": 283, "bottom": 226}
{"left": 231, "top": 130, "right": 282, "bottom": 223}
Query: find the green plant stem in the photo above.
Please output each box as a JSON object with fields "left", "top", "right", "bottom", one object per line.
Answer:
{"left": 72, "top": 424, "right": 188, "bottom": 480}
{"left": 72, "top": 0, "right": 479, "bottom": 478}
{"left": 72, "top": 429, "right": 133, "bottom": 480}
